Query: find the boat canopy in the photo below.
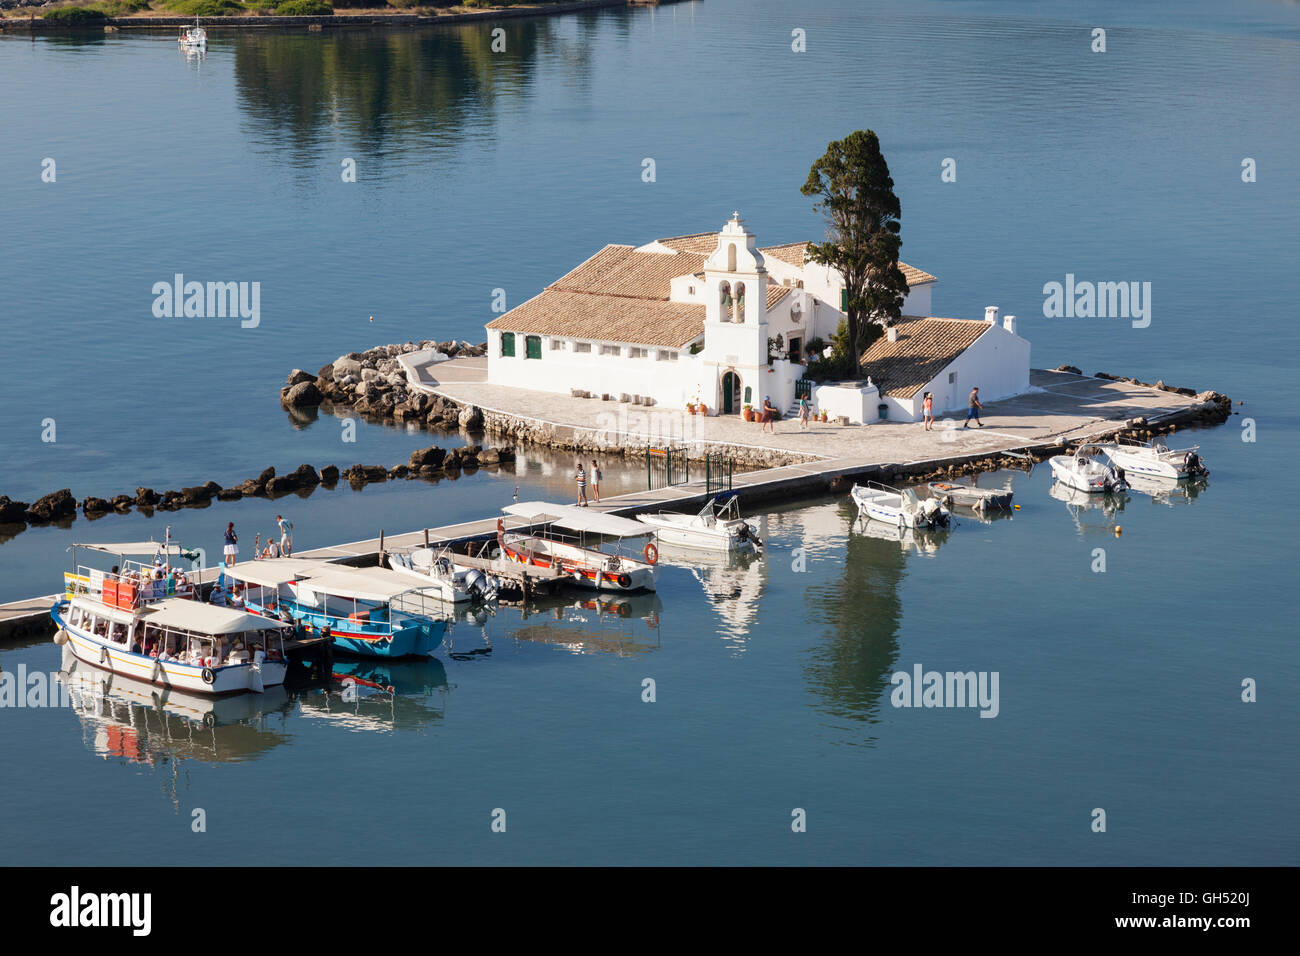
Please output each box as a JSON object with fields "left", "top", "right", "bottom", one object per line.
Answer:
{"left": 225, "top": 558, "right": 334, "bottom": 589}
{"left": 292, "top": 566, "right": 430, "bottom": 603}
{"left": 71, "top": 541, "right": 190, "bottom": 557}
{"left": 69, "top": 596, "right": 139, "bottom": 626}
{"left": 141, "top": 598, "right": 284, "bottom": 636}
{"left": 503, "top": 502, "right": 651, "bottom": 538}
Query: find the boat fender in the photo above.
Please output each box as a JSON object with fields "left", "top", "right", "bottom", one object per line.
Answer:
{"left": 617, "top": 572, "right": 632, "bottom": 589}
{"left": 201, "top": 667, "right": 215, "bottom": 685}
{"left": 643, "top": 542, "right": 658, "bottom": 565}
{"left": 53, "top": 630, "right": 68, "bottom": 646}
{"left": 151, "top": 658, "right": 162, "bottom": 683}
{"left": 99, "top": 644, "right": 110, "bottom": 664}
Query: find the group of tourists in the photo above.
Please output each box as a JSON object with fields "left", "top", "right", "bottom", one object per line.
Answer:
{"left": 576, "top": 459, "right": 602, "bottom": 506}
{"left": 223, "top": 515, "right": 293, "bottom": 567}
{"left": 920, "top": 387, "right": 984, "bottom": 431}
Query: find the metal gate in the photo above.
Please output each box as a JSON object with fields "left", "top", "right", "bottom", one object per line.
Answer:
{"left": 704, "top": 453, "right": 733, "bottom": 494}
{"left": 646, "top": 445, "right": 689, "bottom": 490}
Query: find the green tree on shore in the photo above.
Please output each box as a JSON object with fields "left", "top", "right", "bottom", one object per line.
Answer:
{"left": 801, "top": 130, "right": 909, "bottom": 376}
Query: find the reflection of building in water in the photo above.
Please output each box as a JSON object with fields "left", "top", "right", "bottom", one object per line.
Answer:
{"left": 58, "top": 647, "right": 293, "bottom": 807}
{"left": 295, "top": 657, "right": 448, "bottom": 735}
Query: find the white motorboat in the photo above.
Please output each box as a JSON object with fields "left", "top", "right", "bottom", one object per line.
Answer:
{"left": 386, "top": 547, "right": 499, "bottom": 603}
{"left": 499, "top": 502, "right": 658, "bottom": 592}
{"left": 850, "top": 481, "right": 952, "bottom": 529}
{"left": 1048, "top": 443, "right": 1128, "bottom": 493}
{"left": 635, "top": 494, "right": 762, "bottom": 552}
{"left": 178, "top": 20, "right": 207, "bottom": 50}
{"left": 927, "top": 480, "right": 1013, "bottom": 512}
{"left": 1102, "top": 436, "right": 1208, "bottom": 480}
{"left": 54, "top": 539, "right": 290, "bottom": 695}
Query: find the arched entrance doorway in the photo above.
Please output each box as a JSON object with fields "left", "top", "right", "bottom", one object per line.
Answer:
{"left": 721, "top": 371, "right": 741, "bottom": 414}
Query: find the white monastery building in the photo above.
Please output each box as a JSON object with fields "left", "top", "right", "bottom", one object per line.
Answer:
{"left": 484, "top": 213, "right": 1029, "bottom": 423}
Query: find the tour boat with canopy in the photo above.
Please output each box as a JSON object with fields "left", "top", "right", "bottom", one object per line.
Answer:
{"left": 52, "top": 538, "right": 289, "bottom": 695}
{"left": 635, "top": 493, "right": 762, "bottom": 552}
{"left": 223, "top": 558, "right": 449, "bottom": 658}
{"left": 498, "top": 502, "right": 658, "bottom": 592}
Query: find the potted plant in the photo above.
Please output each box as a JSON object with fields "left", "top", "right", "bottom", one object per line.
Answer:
{"left": 697, "top": 403, "right": 708, "bottom": 416}
{"left": 819, "top": 410, "right": 828, "bottom": 423}
{"left": 686, "top": 402, "right": 696, "bottom": 415}
{"left": 742, "top": 404, "right": 754, "bottom": 422}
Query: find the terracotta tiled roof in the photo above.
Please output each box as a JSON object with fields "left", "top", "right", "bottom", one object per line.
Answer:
{"left": 655, "top": 233, "right": 721, "bottom": 255}
{"left": 551, "top": 244, "right": 707, "bottom": 300}
{"left": 759, "top": 242, "right": 937, "bottom": 286}
{"left": 859, "top": 316, "right": 990, "bottom": 399}
{"left": 486, "top": 290, "right": 706, "bottom": 349}
{"left": 766, "top": 284, "right": 793, "bottom": 307}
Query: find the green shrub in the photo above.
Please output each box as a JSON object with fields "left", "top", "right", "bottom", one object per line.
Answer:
{"left": 274, "top": 0, "right": 333, "bottom": 13}
{"left": 169, "top": 0, "right": 244, "bottom": 14}
{"left": 42, "top": 6, "right": 108, "bottom": 21}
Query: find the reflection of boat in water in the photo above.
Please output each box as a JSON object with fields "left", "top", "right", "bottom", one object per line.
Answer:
{"left": 58, "top": 646, "right": 292, "bottom": 767}
{"left": 657, "top": 543, "right": 764, "bottom": 640}
{"left": 296, "top": 657, "right": 449, "bottom": 734}
{"left": 853, "top": 512, "right": 952, "bottom": 554}
{"left": 495, "top": 590, "right": 663, "bottom": 656}
{"left": 1049, "top": 480, "right": 1130, "bottom": 513}
{"left": 1124, "top": 472, "right": 1209, "bottom": 505}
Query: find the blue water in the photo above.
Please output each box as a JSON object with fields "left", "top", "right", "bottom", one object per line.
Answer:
{"left": 0, "top": 0, "right": 1296, "bottom": 864}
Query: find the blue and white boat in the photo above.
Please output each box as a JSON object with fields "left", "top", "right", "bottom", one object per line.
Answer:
{"left": 223, "top": 558, "right": 448, "bottom": 659}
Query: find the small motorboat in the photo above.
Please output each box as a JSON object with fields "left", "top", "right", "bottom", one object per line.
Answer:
{"left": 499, "top": 502, "right": 658, "bottom": 592}
{"left": 1101, "top": 437, "right": 1208, "bottom": 480}
{"left": 851, "top": 482, "right": 951, "bottom": 529}
{"left": 927, "top": 481, "right": 1013, "bottom": 513}
{"left": 635, "top": 493, "right": 762, "bottom": 552}
{"left": 386, "top": 547, "right": 498, "bottom": 603}
{"left": 178, "top": 20, "right": 207, "bottom": 50}
{"left": 1048, "top": 443, "right": 1128, "bottom": 493}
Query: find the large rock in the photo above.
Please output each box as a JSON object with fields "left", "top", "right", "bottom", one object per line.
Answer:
{"left": 333, "top": 355, "right": 362, "bottom": 379}
{"left": 290, "top": 463, "right": 321, "bottom": 487}
{"left": 320, "top": 465, "right": 340, "bottom": 484}
{"left": 180, "top": 484, "right": 217, "bottom": 504}
{"left": 217, "top": 487, "right": 244, "bottom": 501}
{"left": 28, "top": 489, "right": 76, "bottom": 521}
{"left": 284, "top": 381, "right": 324, "bottom": 407}
{"left": 286, "top": 368, "right": 315, "bottom": 387}
{"left": 135, "top": 487, "right": 160, "bottom": 506}
{"left": 109, "top": 495, "right": 133, "bottom": 513}
{"left": 409, "top": 446, "right": 447, "bottom": 469}
{"left": 81, "top": 496, "right": 111, "bottom": 515}
{"left": 256, "top": 467, "right": 276, "bottom": 485}
{"left": 0, "top": 495, "right": 30, "bottom": 523}
{"left": 343, "top": 465, "right": 388, "bottom": 485}
{"left": 457, "top": 405, "right": 484, "bottom": 430}
{"left": 478, "top": 448, "right": 500, "bottom": 466}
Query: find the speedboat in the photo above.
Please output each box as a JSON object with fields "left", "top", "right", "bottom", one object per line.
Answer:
{"left": 224, "top": 558, "right": 448, "bottom": 658}
{"left": 635, "top": 494, "right": 762, "bottom": 552}
{"left": 178, "top": 20, "right": 207, "bottom": 50}
{"left": 1048, "top": 443, "right": 1128, "bottom": 493}
{"left": 499, "top": 502, "right": 658, "bottom": 592}
{"left": 927, "top": 480, "right": 1013, "bottom": 513}
{"left": 53, "top": 539, "right": 289, "bottom": 695}
{"left": 386, "top": 547, "right": 498, "bottom": 603}
{"left": 1101, "top": 437, "right": 1208, "bottom": 480}
{"left": 850, "top": 482, "right": 951, "bottom": 529}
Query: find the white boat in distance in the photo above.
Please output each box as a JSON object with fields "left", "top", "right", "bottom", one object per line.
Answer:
{"left": 1048, "top": 443, "right": 1128, "bottom": 493}
{"left": 1101, "top": 437, "right": 1208, "bottom": 480}
{"left": 178, "top": 20, "right": 207, "bottom": 50}
{"left": 927, "top": 481, "right": 1014, "bottom": 513}
{"left": 635, "top": 494, "right": 762, "bottom": 552}
{"left": 500, "top": 502, "right": 658, "bottom": 592}
{"left": 851, "top": 482, "right": 952, "bottom": 529}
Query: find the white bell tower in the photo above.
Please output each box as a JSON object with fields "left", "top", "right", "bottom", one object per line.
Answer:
{"left": 701, "top": 213, "right": 770, "bottom": 413}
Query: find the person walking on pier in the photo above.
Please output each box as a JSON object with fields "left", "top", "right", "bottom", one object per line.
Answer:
{"left": 963, "top": 387, "right": 984, "bottom": 428}
{"left": 798, "top": 397, "right": 811, "bottom": 430}
{"left": 923, "top": 392, "right": 935, "bottom": 431}
{"left": 276, "top": 514, "right": 293, "bottom": 556}
{"left": 576, "top": 462, "right": 589, "bottom": 507}
{"left": 589, "top": 459, "right": 602, "bottom": 503}
{"left": 223, "top": 522, "right": 239, "bottom": 567}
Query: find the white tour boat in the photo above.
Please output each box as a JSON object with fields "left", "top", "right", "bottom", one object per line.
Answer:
{"left": 851, "top": 482, "right": 952, "bottom": 529}
{"left": 499, "top": 502, "right": 658, "bottom": 592}
{"left": 178, "top": 20, "right": 207, "bottom": 50}
{"left": 1048, "top": 443, "right": 1128, "bottom": 493}
{"left": 1101, "top": 436, "right": 1208, "bottom": 480}
{"left": 53, "top": 541, "right": 290, "bottom": 695}
{"left": 635, "top": 494, "right": 762, "bottom": 552}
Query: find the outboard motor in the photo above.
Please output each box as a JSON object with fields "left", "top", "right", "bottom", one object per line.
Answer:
{"left": 1185, "top": 452, "right": 1208, "bottom": 477}
{"left": 1109, "top": 466, "right": 1127, "bottom": 491}
{"left": 739, "top": 522, "right": 763, "bottom": 550}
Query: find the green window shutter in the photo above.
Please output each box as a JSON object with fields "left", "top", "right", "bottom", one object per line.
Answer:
{"left": 500, "top": 332, "right": 515, "bottom": 357}
{"left": 840, "top": 289, "right": 848, "bottom": 312}
{"left": 525, "top": 335, "right": 542, "bottom": 360}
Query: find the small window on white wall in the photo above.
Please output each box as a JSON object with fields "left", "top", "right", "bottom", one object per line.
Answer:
{"left": 600, "top": 344, "right": 621, "bottom": 357}
{"left": 657, "top": 350, "right": 678, "bottom": 362}
{"left": 948, "top": 372, "right": 957, "bottom": 384}
{"left": 574, "top": 342, "right": 592, "bottom": 353}
{"left": 549, "top": 338, "right": 564, "bottom": 351}
{"left": 628, "top": 347, "right": 649, "bottom": 359}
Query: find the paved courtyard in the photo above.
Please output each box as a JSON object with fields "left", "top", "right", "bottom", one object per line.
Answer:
{"left": 407, "top": 357, "right": 1206, "bottom": 466}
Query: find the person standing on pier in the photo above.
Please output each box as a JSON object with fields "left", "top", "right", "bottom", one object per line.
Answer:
{"left": 589, "top": 459, "right": 602, "bottom": 503}
{"left": 276, "top": 514, "right": 293, "bottom": 556}
{"left": 964, "top": 387, "right": 984, "bottom": 428}
{"left": 923, "top": 392, "right": 935, "bottom": 431}
{"left": 576, "top": 462, "right": 588, "bottom": 507}
{"left": 223, "top": 522, "right": 239, "bottom": 567}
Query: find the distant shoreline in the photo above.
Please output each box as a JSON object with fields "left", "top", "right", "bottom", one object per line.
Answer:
{"left": 0, "top": 0, "right": 676, "bottom": 31}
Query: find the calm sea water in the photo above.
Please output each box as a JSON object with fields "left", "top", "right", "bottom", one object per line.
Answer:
{"left": 0, "top": 0, "right": 1296, "bottom": 865}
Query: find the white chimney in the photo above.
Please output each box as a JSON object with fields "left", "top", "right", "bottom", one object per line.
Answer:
{"left": 985, "top": 306, "right": 999, "bottom": 325}
{"left": 1003, "top": 314, "right": 1017, "bottom": 334}
{"left": 886, "top": 326, "right": 899, "bottom": 342}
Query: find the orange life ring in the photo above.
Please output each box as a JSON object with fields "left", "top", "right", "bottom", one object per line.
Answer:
{"left": 643, "top": 542, "right": 658, "bottom": 565}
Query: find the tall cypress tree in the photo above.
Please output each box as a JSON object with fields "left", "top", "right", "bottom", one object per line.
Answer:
{"left": 801, "top": 130, "right": 909, "bottom": 375}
